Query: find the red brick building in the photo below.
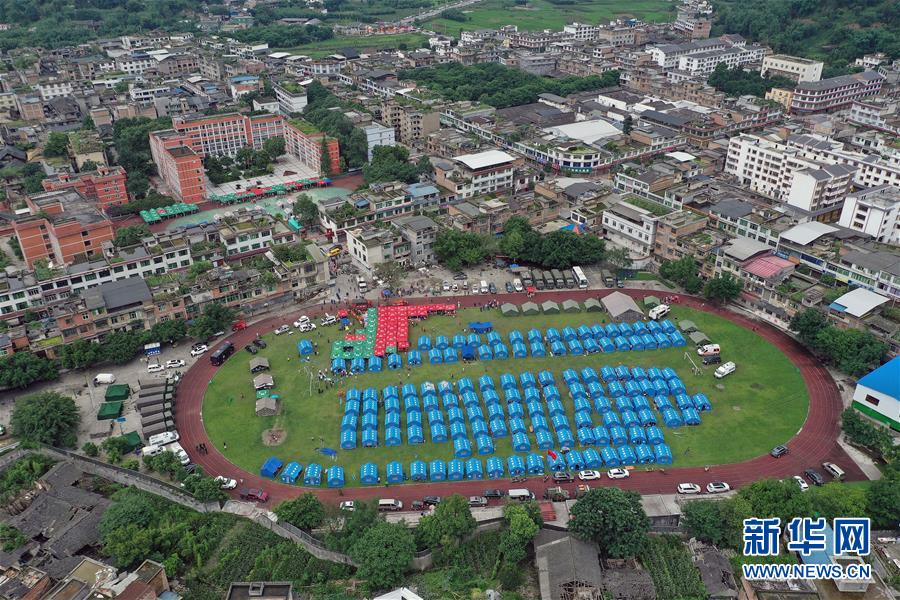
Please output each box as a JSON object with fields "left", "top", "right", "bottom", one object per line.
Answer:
{"left": 41, "top": 165, "right": 129, "bottom": 209}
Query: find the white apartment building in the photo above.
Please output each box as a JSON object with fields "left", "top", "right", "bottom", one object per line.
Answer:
{"left": 130, "top": 85, "right": 172, "bottom": 102}
{"left": 677, "top": 44, "right": 766, "bottom": 76}
{"left": 345, "top": 226, "right": 409, "bottom": 274}
{"left": 362, "top": 122, "right": 396, "bottom": 160}
{"left": 434, "top": 150, "right": 517, "bottom": 199}
{"left": 601, "top": 196, "right": 673, "bottom": 259}
{"left": 725, "top": 134, "right": 855, "bottom": 214}
{"left": 563, "top": 22, "right": 599, "bottom": 41}
{"left": 838, "top": 185, "right": 900, "bottom": 244}
{"left": 273, "top": 83, "right": 308, "bottom": 115}
{"left": 847, "top": 98, "right": 899, "bottom": 135}
{"left": 761, "top": 54, "right": 823, "bottom": 82}
{"left": 646, "top": 36, "right": 734, "bottom": 69}
{"left": 115, "top": 53, "right": 155, "bottom": 75}
{"left": 36, "top": 81, "right": 74, "bottom": 101}
{"left": 786, "top": 133, "right": 900, "bottom": 190}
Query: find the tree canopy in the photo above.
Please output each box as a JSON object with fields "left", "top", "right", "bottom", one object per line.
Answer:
{"left": 703, "top": 273, "right": 743, "bottom": 303}
{"left": 789, "top": 309, "right": 887, "bottom": 375}
{"left": 113, "top": 224, "right": 151, "bottom": 247}
{"left": 658, "top": 257, "right": 703, "bottom": 293}
{"left": 415, "top": 494, "right": 476, "bottom": 550}
{"left": 569, "top": 487, "right": 650, "bottom": 558}
{"left": 12, "top": 392, "right": 79, "bottom": 447}
{"left": 0, "top": 351, "right": 58, "bottom": 388}
{"left": 350, "top": 521, "right": 415, "bottom": 591}
{"left": 189, "top": 302, "right": 237, "bottom": 340}
{"left": 363, "top": 145, "right": 420, "bottom": 184}
{"left": 304, "top": 80, "right": 368, "bottom": 170}
{"left": 708, "top": 63, "right": 795, "bottom": 97}
{"left": 274, "top": 493, "right": 326, "bottom": 530}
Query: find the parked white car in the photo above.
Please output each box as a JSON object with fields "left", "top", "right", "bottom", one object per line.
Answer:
{"left": 166, "top": 359, "right": 186, "bottom": 369}
{"left": 292, "top": 316, "right": 310, "bottom": 328}
{"left": 147, "top": 363, "right": 164, "bottom": 373}
{"left": 714, "top": 361, "right": 737, "bottom": 379}
{"left": 607, "top": 468, "right": 630, "bottom": 480}
{"left": 215, "top": 475, "right": 238, "bottom": 490}
{"left": 706, "top": 481, "right": 731, "bottom": 494}
{"left": 339, "top": 500, "right": 355, "bottom": 511}
{"left": 792, "top": 475, "right": 809, "bottom": 492}
{"left": 190, "top": 344, "right": 208, "bottom": 357}
{"left": 298, "top": 322, "right": 316, "bottom": 333}
{"left": 321, "top": 314, "right": 337, "bottom": 326}
{"left": 274, "top": 325, "right": 290, "bottom": 335}
{"left": 677, "top": 483, "right": 702, "bottom": 495}
{"left": 577, "top": 470, "right": 602, "bottom": 481}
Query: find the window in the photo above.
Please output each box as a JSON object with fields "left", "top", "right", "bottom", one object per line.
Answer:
{"left": 863, "top": 394, "right": 879, "bottom": 407}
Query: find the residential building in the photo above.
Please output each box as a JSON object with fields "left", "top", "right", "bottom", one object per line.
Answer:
{"left": 602, "top": 195, "right": 674, "bottom": 259}
{"left": 67, "top": 129, "right": 107, "bottom": 169}
{"left": 395, "top": 215, "right": 438, "bottom": 266}
{"left": 786, "top": 132, "right": 900, "bottom": 190}
{"left": 646, "top": 36, "right": 740, "bottom": 70}
{"left": 41, "top": 166, "right": 129, "bottom": 210}
{"left": 215, "top": 212, "right": 296, "bottom": 257}
{"left": 852, "top": 356, "right": 900, "bottom": 431}
{"left": 563, "top": 22, "right": 599, "bottom": 41}
{"left": 676, "top": 44, "right": 766, "bottom": 76}
{"left": 838, "top": 185, "right": 900, "bottom": 244}
{"left": 317, "top": 181, "right": 414, "bottom": 239}
{"left": 273, "top": 81, "right": 308, "bottom": 115}
{"left": 434, "top": 149, "right": 518, "bottom": 199}
{"left": 760, "top": 54, "right": 823, "bottom": 82}
{"left": 115, "top": 52, "right": 156, "bottom": 75}
{"left": 149, "top": 132, "right": 206, "bottom": 204}
{"left": 346, "top": 225, "right": 410, "bottom": 274}
{"left": 36, "top": 81, "right": 74, "bottom": 101}
{"left": 781, "top": 71, "right": 884, "bottom": 114}
{"left": 17, "top": 95, "right": 45, "bottom": 122}
{"left": 652, "top": 209, "right": 709, "bottom": 262}
{"left": 12, "top": 189, "right": 115, "bottom": 267}
{"left": 379, "top": 101, "right": 440, "bottom": 144}
{"left": 846, "top": 97, "right": 900, "bottom": 135}
{"left": 363, "top": 122, "right": 396, "bottom": 160}
{"left": 52, "top": 277, "right": 155, "bottom": 344}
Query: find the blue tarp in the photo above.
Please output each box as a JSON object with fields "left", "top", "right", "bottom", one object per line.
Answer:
{"left": 360, "top": 462, "right": 378, "bottom": 485}
{"left": 280, "top": 461, "right": 301, "bottom": 484}
{"left": 298, "top": 340, "right": 314, "bottom": 355}
{"left": 387, "top": 461, "right": 404, "bottom": 483}
{"left": 327, "top": 465, "right": 344, "bottom": 488}
{"left": 304, "top": 463, "right": 322, "bottom": 486}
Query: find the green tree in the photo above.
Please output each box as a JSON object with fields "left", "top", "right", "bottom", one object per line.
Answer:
{"left": 263, "top": 136, "right": 286, "bottom": 158}
{"left": 189, "top": 302, "right": 236, "bottom": 340}
{"left": 350, "top": 521, "right": 415, "bottom": 591}
{"left": 363, "top": 145, "right": 419, "bottom": 184}
{"left": 0, "top": 351, "right": 58, "bottom": 388}
{"left": 182, "top": 475, "right": 228, "bottom": 503}
{"left": 148, "top": 318, "right": 187, "bottom": 344}
{"left": 569, "top": 488, "right": 650, "bottom": 558}
{"left": 416, "top": 155, "right": 433, "bottom": 176}
{"left": 808, "top": 483, "right": 867, "bottom": 520}
{"left": 81, "top": 441, "right": 99, "bottom": 457}
{"left": 113, "top": 224, "right": 151, "bottom": 247}
{"left": 604, "top": 246, "right": 632, "bottom": 277}
{"left": 737, "top": 479, "right": 812, "bottom": 524}
{"left": 101, "top": 331, "right": 143, "bottom": 364}
{"left": 43, "top": 132, "right": 69, "bottom": 157}
{"left": 12, "top": 391, "right": 79, "bottom": 447}
{"left": 499, "top": 230, "right": 525, "bottom": 260}
{"left": 60, "top": 338, "right": 103, "bottom": 369}
{"left": 865, "top": 469, "right": 900, "bottom": 529}
{"left": 0, "top": 524, "right": 27, "bottom": 551}
{"left": 622, "top": 115, "right": 633, "bottom": 135}
{"left": 374, "top": 260, "right": 406, "bottom": 291}
{"left": 499, "top": 503, "right": 540, "bottom": 564}
{"left": 126, "top": 170, "right": 150, "bottom": 198}
{"left": 416, "top": 494, "right": 476, "bottom": 550}
{"left": 143, "top": 451, "right": 184, "bottom": 478}
{"left": 293, "top": 194, "right": 319, "bottom": 228}
{"left": 682, "top": 497, "right": 750, "bottom": 549}
{"left": 434, "top": 229, "right": 488, "bottom": 271}
{"left": 80, "top": 159, "right": 98, "bottom": 172}
{"left": 704, "top": 273, "right": 743, "bottom": 303}
{"left": 274, "top": 493, "right": 326, "bottom": 530}
{"left": 789, "top": 308, "right": 829, "bottom": 347}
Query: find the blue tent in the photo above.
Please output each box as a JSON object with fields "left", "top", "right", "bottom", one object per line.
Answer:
{"left": 430, "top": 459, "right": 447, "bottom": 481}
{"left": 340, "top": 430, "right": 356, "bottom": 449}
{"left": 635, "top": 444, "right": 655, "bottom": 464}
{"left": 475, "top": 374, "right": 492, "bottom": 391}
{"left": 517, "top": 371, "right": 535, "bottom": 389}
{"left": 406, "top": 410, "right": 422, "bottom": 427}
{"left": 327, "top": 465, "right": 345, "bottom": 488}
{"left": 551, "top": 414, "right": 570, "bottom": 433}
{"left": 472, "top": 419, "right": 488, "bottom": 439}
{"left": 411, "top": 459, "right": 427, "bottom": 481}
{"left": 453, "top": 334, "right": 466, "bottom": 348}
{"left": 476, "top": 434, "right": 495, "bottom": 455}
{"left": 616, "top": 396, "right": 634, "bottom": 412}
{"left": 428, "top": 409, "right": 444, "bottom": 426}
{"left": 557, "top": 429, "right": 575, "bottom": 448}
{"left": 560, "top": 326, "right": 576, "bottom": 341}
{"left": 638, "top": 408, "right": 657, "bottom": 426}
{"left": 340, "top": 414, "right": 357, "bottom": 432}
{"left": 331, "top": 358, "right": 346, "bottom": 373}
{"left": 385, "top": 426, "right": 402, "bottom": 446}
{"left": 588, "top": 381, "right": 606, "bottom": 399}
{"left": 577, "top": 325, "right": 593, "bottom": 340}
{"left": 466, "top": 458, "right": 484, "bottom": 479}
{"left": 584, "top": 447, "right": 603, "bottom": 468}
{"left": 605, "top": 323, "right": 621, "bottom": 337}
{"left": 660, "top": 319, "right": 676, "bottom": 333}
{"left": 583, "top": 338, "right": 599, "bottom": 354}
{"left": 590, "top": 324, "right": 606, "bottom": 338}
{"left": 618, "top": 445, "right": 637, "bottom": 466}
{"left": 367, "top": 356, "right": 382, "bottom": 372}
{"left": 454, "top": 437, "right": 473, "bottom": 458}
{"left": 601, "top": 447, "right": 620, "bottom": 467}
{"left": 566, "top": 449, "right": 585, "bottom": 471}
{"left": 578, "top": 427, "right": 596, "bottom": 446}
{"left": 360, "top": 463, "right": 378, "bottom": 485}
{"left": 598, "top": 337, "right": 615, "bottom": 352}
{"left": 506, "top": 389, "right": 523, "bottom": 406}
{"left": 654, "top": 443, "right": 673, "bottom": 464}
{"left": 550, "top": 340, "right": 567, "bottom": 356}
{"left": 669, "top": 331, "right": 687, "bottom": 347}
{"left": 536, "top": 370, "right": 553, "bottom": 387}
{"left": 632, "top": 396, "right": 651, "bottom": 411}
{"left": 647, "top": 320, "right": 662, "bottom": 333}
{"left": 628, "top": 335, "right": 645, "bottom": 351}
{"left": 407, "top": 350, "right": 422, "bottom": 366}
{"left": 490, "top": 418, "right": 508, "bottom": 438}
{"left": 462, "top": 391, "right": 479, "bottom": 408}
{"left": 646, "top": 426, "right": 665, "bottom": 445}
{"left": 446, "top": 407, "right": 464, "bottom": 424}
{"left": 545, "top": 328, "right": 561, "bottom": 343}
{"left": 467, "top": 405, "right": 485, "bottom": 423}
{"left": 430, "top": 422, "right": 448, "bottom": 443}
{"left": 675, "top": 394, "right": 693, "bottom": 410}
{"left": 487, "top": 331, "right": 502, "bottom": 346}
{"left": 346, "top": 388, "right": 361, "bottom": 402}
{"left": 404, "top": 394, "right": 420, "bottom": 410}
{"left": 683, "top": 407, "right": 702, "bottom": 426}
{"left": 594, "top": 397, "right": 612, "bottom": 414}
{"left": 507, "top": 455, "right": 526, "bottom": 476}
{"left": 428, "top": 348, "right": 443, "bottom": 364}
{"left": 653, "top": 379, "right": 669, "bottom": 396}
{"left": 448, "top": 459, "right": 465, "bottom": 481}
{"left": 461, "top": 345, "right": 476, "bottom": 360}
{"left": 568, "top": 339, "right": 584, "bottom": 355}
{"left": 654, "top": 395, "right": 673, "bottom": 411}
{"left": 600, "top": 366, "right": 616, "bottom": 382}
{"left": 619, "top": 322, "right": 634, "bottom": 336}
{"left": 304, "top": 463, "right": 322, "bottom": 486}
{"left": 344, "top": 399, "right": 361, "bottom": 417}
{"left": 470, "top": 321, "right": 493, "bottom": 333}
{"left": 574, "top": 411, "right": 592, "bottom": 430}
{"left": 609, "top": 425, "right": 627, "bottom": 446}
{"left": 614, "top": 336, "right": 631, "bottom": 351}
{"left": 573, "top": 396, "right": 591, "bottom": 413}
{"left": 487, "top": 457, "right": 504, "bottom": 479}
{"left": 386, "top": 461, "right": 404, "bottom": 483}
{"left": 451, "top": 421, "right": 468, "bottom": 440}
{"left": 692, "top": 393, "right": 712, "bottom": 411}
{"left": 493, "top": 343, "right": 509, "bottom": 359}
{"left": 486, "top": 399, "right": 503, "bottom": 417}
{"left": 511, "top": 432, "right": 530, "bottom": 452}
{"left": 362, "top": 429, "right": 378, "bottom": 447}
{"left": 603, "top": 411, "right": 621, "bottom": 428}
{"left": 435, "top": 335, "right": 449, "bottom": 349}
{"left": 608, "top": 380, "right": 625, "bottom": 398}
{"left": 298, "top": 340, "right": 314, "bottom": 355}
{"left": 639, "top": 379, "right": 655, "bottom": 396}
{"left": 575, "top": 367, "right": 596, "bottom": 383}
{"left": 620, "top": 410, "right": 639, "bottom": 428}
{"left": 536, "top": 430, "right": 554, "bottom": 450}
{"left": 668, "top": 378, "right": 686, "bottom": 395}
{"left": 443, "top": 347, "right": 458, "bottom": 363}
{"left": 641, "top": 334, "right": 657, "bottom": 350}
{"left": 509, "top": 330, "right": 524, "bottom": 345}
{"left": 614, "top": 365, "right": 630, "bottom": 380}
{"left": 633, "top": 321, "right": 648, "bottom": 334}
{"left": 646, "top": 367, "right": 662, "bottom": 381}
{"left": 417, "top": 335, "right": 432, "bottom": 351}
{"left": 526, "top": 453, "right": 545, "bottom": 474}
{"left": 511, "top": 342, "right": 527, "bottom": 358}
{"left": 527, "top": 328, "right": 542, "bottom": 343}
{"left": 387, "top": 354, "right": 402, "bottom": 370}
{"left": 350, "top": 357, "right": 366, "bottom": 373}
{"left": 663, "top": 366, "right": 678, "bottom": 379}
{"left": 506, "top": 413, "right": 525, "bottom": 432}
{"left": 544, "top": 453, "right": 563, "bottom": 472}
{"left": 477, "top": 344, "right": 493, "bottom": 361}
{"left": 662, "top": 408, "right": 683, "bottom": 428}
{"left": 467, "top": 333, "right": 481, "bottom": 347}
{"left": 654, "top": 332, "right": 672, "bottom": 348}
{"left": 408, "top": 425, "right": 424, "bottom": 444}
{"left": 363, "top": 399, "right": 378, "bottom": 416}
{"left": 458, "top": 377, "right": 474, "bottom": 393}
{"left": 280, "top": 461, "right": 301, "bottom": 484}
{"left": 442, "top": 396, "right": 460, "bottom": 413}
{"left": 546, "top": 399, "right": 564, "bottom": 417}
{"left": 423, "top": 396, "right": 439, "bottom": 413}
{"left": 593, "top": 425, "right": 610, "bottom": 446}
{"left": 628, "top": 426, "right": 647, "bottom": 445}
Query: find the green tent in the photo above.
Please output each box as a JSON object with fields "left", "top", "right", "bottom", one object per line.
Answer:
{"left": 501, "top": 303, "right": 519, "bottom": 316}
{"left": 689, "top": 331, "right": 711, "bottom": 345}
{"left": 105, "top": 384, "right": 131, "bottom": 402}
{"left": 562, "top": 299, "right": 581, "bottom": 313}
{"left": 644, "top": 295, "right": 661, "bottom": 308}
{"left": 121, "top": 431, "right": 142, "bottom": 452}
{"left": 521, "top": 302, "right": 539, "bottom": 315}
{"left": 541, "top": 300, "right": 560, "bottom": 314}
{"left": 585, "top": 298, "right": 603, "bottom": 312}
{"left": 679, "top": 320, "right": 697, "bottom": 333}
{"left": 97, "top": 402, "right": 123, "bottom": 420}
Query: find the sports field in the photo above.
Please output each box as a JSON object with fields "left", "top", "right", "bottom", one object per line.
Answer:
{"left": 203, "top": 303, "right": 809, "bottom": 486}
{"left": 277, "top": 33, "right": 428, "bottom": 58}
{"left": 425, "top": 0, "right": 674, "bottom": 37}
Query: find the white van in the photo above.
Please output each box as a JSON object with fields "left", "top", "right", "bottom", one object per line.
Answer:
{"left": 480, "top": 280, "right": 489, "bottom": 294}
{"left": 166, "top": 442, "right": 191, "bottom": 465}
{"left": 649, "top": 304, "right": 670, "bottom": 321}
{"left": 377, "top": 499, "right": 403, "bottom": 512}
{"left": 513, "top": 278, "right": 524, "bottom": 292}
{"left": 508, "top": 488, "right": 535, "bottom": 501}
{"left": 142, "top": 444, "right": 164, "bottom": 457}
{"left": 697, "top": 343, "right": 721, "bottom": 356}
{"left": 357, "top": 276, "right": 367, "bottom": 292}
{"left": 148, "top": 431, "right": 179, "bottom": 447}
{"left": 822, "top": 462, "right": 846, "bottom": 481}
{"left": 714, "top": 361, "right": 736, "bottom": 379}
{"left": 93, "top": 373, "right": 116, "bottom": 385}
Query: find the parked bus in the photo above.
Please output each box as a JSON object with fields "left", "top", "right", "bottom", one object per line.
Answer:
{"left": 572, "top": 266, "right": 589, "bottom": 289}
{"left": 551, "top": 269, "right": 565, "bottom": 288}
{"left": 210, "top": 342, "right": 235, "bottom": 366}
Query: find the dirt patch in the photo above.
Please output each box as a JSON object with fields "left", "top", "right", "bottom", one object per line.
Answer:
{"left": 750, "top": 383, "right": 763, "bottom": 390}
{"left": 263, "top": 428, "right": 287, "bottom": 446}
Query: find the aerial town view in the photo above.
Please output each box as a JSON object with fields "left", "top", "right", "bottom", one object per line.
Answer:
{"left": 1, "top": 0, "right": 900, "bottom": 598}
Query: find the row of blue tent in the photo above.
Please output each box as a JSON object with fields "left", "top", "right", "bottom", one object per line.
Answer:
{"left": 263, "top": 444, "right": 677, "bottom": 488}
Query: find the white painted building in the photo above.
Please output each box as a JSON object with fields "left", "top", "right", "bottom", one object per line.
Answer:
{"left": 761, "top": 54, "right": 823, "bottom": 82}
{"left": 601, "top": 196, "right": 672, "bottom": 258}
{"left": 363, "top": 122, "right": 396, "bottom": 160}
{"left": 563, "top": 22, "right": 599, "bottom": 41}
{"left": 676, "top": 44, "right": 766, "bottom": 76}
{"left": 36, "top": 81, "right": 74, "bottom": 101}
{"left": 838, "top": 185, "right": 900, "bottom": 244}
{"left": 273, "top": 82, "right": 308, "bottom": 115}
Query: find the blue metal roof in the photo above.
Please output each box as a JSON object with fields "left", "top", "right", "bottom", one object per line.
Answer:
{"left": 857, "top": 356, "right": 900, "bottom": 400}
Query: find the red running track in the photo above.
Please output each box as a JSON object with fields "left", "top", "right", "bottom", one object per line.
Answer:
{"left": 174, "top": 289, "right": 863, "bottom": 506}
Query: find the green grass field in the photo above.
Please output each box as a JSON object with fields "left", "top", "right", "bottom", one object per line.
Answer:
{"left": 277, "top": 33, "right": 428, "bottom": 58}
{"left": 204, "top": 305, "right": 808, "bottom": 485}
{"left": 425, "top": 0, "right": 674, "bottom": 37}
